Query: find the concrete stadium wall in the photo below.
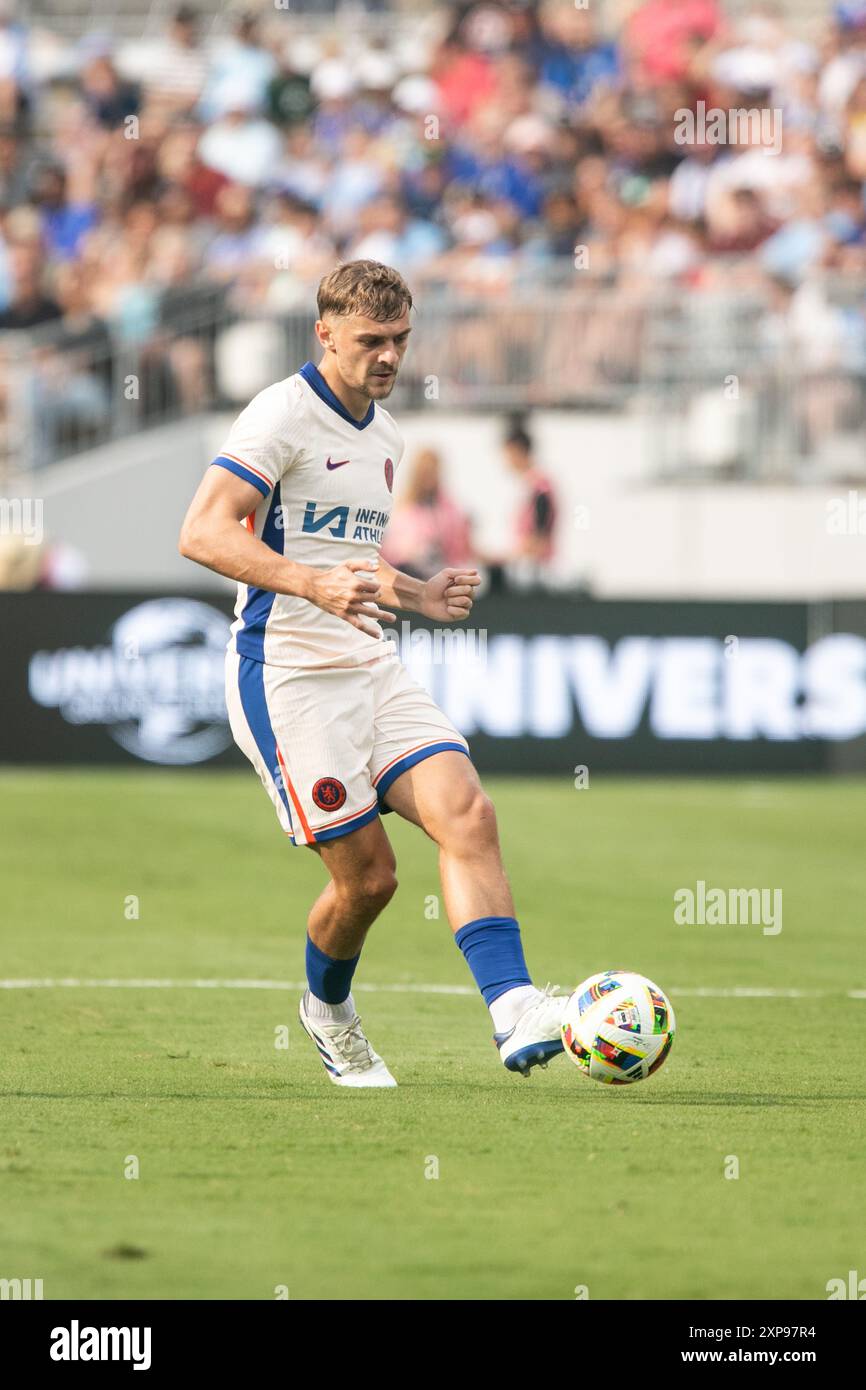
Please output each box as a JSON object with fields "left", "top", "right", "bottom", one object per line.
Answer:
{"left": 12, "top": 408, "right": 866, "bottom": 598}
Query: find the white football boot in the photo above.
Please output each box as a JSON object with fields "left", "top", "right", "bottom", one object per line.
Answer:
{"left": 494, "top": 983, "right": 568, "bottom": 1076}
{"left": 299, "top": 990, "right": 397, "bottom": 1088}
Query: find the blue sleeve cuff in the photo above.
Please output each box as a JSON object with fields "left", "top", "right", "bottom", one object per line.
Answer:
{"left": 211, "top": 454, "right": 272, "bottom": 498}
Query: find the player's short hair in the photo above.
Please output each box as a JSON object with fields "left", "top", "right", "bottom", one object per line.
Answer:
{"left": 317, "top": 260, "right": 413, "bottom": 323}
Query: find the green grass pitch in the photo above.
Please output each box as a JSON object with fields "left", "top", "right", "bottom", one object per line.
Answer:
{"left": 0, "top": 769, "right": 863, "bottom": 1301}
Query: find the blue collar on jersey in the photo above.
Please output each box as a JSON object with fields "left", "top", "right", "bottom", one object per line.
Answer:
{"left": 299, "top": 361, "right": 375, "bottom": 430}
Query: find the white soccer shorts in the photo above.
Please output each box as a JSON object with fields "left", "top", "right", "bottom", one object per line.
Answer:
{"left": 225, "top": 649, "right": 470, "bottom": 845}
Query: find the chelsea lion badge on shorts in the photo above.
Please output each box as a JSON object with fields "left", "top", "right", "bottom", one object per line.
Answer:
{"left": 312, "top": 777, "right": 348, "bottom": 812}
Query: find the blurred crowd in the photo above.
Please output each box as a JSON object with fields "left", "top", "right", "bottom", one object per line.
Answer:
{"left": 4, "top": 0, "right": 866, "bottom": 576}
{"left": 4, "top": 2, "right": 866, "bottom": 327}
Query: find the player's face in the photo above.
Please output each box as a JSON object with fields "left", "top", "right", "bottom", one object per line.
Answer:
{"left": 322, "top": 310, "right": 412, "bottom": 401}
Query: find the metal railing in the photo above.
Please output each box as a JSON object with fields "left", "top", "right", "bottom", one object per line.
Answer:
{"left": 3, "top": 275, "right": 866, "bottom": 483}
{"left": 20, "top": 0, "right": 825, "bottom": 42}
{"left": 21, "top": 0, "right": 419, "bottom": 41}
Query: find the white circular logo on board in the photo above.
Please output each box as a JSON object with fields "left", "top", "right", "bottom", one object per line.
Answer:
{"left": 29, "top": 598, "right": 233, "bottom": 765}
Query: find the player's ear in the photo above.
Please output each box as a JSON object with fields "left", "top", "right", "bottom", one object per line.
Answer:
{"left": 314, "top": 318, "right": 333, "bottom": 351}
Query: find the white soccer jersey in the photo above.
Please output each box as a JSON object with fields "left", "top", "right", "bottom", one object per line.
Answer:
{"left": 212, "top": 360, "right": 404, "bottom": 669}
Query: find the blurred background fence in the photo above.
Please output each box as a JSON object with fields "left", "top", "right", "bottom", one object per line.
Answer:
{"left": 16, "top": 0, "right": 833, "bottom": 41}
{"left": 5, "top": 272, "right": 866, "bottom": 481}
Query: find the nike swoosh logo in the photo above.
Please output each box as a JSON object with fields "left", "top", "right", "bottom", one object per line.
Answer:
{"left": 326, "top": 457, "right": 350, "bottom": 470}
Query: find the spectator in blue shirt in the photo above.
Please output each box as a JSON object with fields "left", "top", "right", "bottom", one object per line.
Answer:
{"left": 29, "top": 163, "right": 99, "bottom": 262}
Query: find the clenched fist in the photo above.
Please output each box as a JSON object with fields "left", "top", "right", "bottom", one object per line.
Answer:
{"left": 421, "top": 568, "right": 482, "bottom": 623}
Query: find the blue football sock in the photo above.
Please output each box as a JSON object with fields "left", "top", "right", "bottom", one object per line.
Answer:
{"left": 305, "top": 934, "right": 360, "bottom": 1005}
{"left": 454, "top": 916, "right": 532, "bottom": 1007}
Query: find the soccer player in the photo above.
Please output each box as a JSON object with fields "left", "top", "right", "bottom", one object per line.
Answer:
{"left": 179, "top": 259, "right": 566, "bottom": 1087}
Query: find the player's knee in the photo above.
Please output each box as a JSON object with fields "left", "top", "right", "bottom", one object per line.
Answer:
{"left": 450, "top": 787, "right": 499, "bottom": 852}
{"left": 356, "top": 865, "right": 398, "bottom": 912}
{"left": 333, "top": 859, "right": 398, "bottom": 914}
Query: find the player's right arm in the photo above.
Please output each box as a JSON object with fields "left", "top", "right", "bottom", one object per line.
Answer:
{"left": 178, "top": 466, "right": 394, "bottom": 634}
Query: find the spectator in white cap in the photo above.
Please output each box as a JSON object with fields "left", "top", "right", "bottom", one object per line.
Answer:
{"left": 198, "top": 80, "right": 282, "bottom": 187}
{"left": 310, "top": 58, "right": 360, "bottom": 155}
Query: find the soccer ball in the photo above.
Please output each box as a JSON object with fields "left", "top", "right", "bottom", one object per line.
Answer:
{"left": 561, "top": 970, "right": 676, "bottom": 1085}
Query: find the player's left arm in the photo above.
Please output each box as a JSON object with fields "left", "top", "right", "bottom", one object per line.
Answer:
{"left": 374, "top": 557, "right": 481, "bottom": 623}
